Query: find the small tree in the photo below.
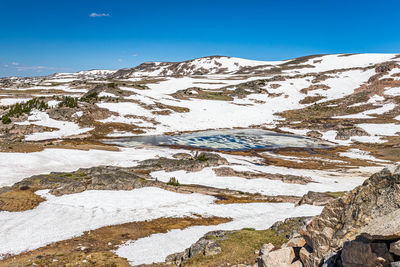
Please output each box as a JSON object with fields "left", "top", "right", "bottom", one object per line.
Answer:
{"left": 1, "top": 115, "right": 11, "bottom": 124}
{"left": 167, "top": 177, "right": 180, "bottom": 186}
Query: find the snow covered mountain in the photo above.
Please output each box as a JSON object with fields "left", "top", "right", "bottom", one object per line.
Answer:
{"left": 1, "top": 53, "right": 400, "bottom": 266}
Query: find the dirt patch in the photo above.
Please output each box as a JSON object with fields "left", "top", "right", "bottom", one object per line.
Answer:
{"left": 299, "top": 95, "right": 325, "bottom": 104}
{"left": 0, "top": 188, "right": 44, "bottom": 212}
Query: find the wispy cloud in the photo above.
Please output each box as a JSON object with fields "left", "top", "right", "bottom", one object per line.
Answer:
{"left": 89, "top": 12, "right": 110, "bottom": 18}
{"left": 3, "top": 64, "right": 9, "bottom": 68}
{"left": 16, "top": 65, "right": 57, "bottom": 72}
{"left": 11, "top": 62, "right": 19, "bottom": 66}
{"left": 132, "top": 54, "right": 138, "bottom": 57}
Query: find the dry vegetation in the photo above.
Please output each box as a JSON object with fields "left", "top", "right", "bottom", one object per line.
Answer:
{"left": 0, "top": 216, "right": 231, "bottom": 267}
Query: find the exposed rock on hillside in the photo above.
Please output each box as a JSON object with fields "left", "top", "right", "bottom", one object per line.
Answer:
{"left": 164, "top": 217, "right": 312, "bottom": 267}
{"left": 300, "top": 166, "right": 400, "bottom": 266}
{"left": 296, "top": 191, "right": 343, "bottom": 206}
{"left": 213, "top": 166, "right": 313, "bottom": 185}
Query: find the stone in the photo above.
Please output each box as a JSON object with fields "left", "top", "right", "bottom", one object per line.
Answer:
{"left": 284, "top": 237, "right": 306, "bottom": 248}
{"left": 259, "top": 243, "right": 275, "bottom": 256}
{"left": 290, "top": 261, "right": 303, "bottom": 267}
{"left": 297, "top": 191, "right": 337, "bottom": 206}
{"left": 392, "top": 262, "right": 400, "bottom": 267}
{"left": 335, "top": 127, "right": 369, "bottom": 140}
{"left": 301, "top": 166, "right": 400, "bottom": 266}
{"left": 390, "top": 240, "right": 400, "bottom": 256}
{"left": 271, "top": 216, "right": 313, "bottom": 239}
{"left": 306, "top": 130, "right": 322, "bottom": 138}
{"left": 360, "top": 209, "right": 400, "bottom": 241}
{"left": 258, "top": 247, "right": 295, "bottom": 267}
{"left": 213, "top": 166, "right": 312, "bottom": 185}
{"left": 341, "top": 240, "right": 393, "bottom": 267}
{"left": 321, "top": 252, "right": 341, "bottom": 267}
{"left": 204, "top": 241, "right": 222, "bottom": 256}
{"left": 299, "top": 245, "right": 314, "bottom": 267}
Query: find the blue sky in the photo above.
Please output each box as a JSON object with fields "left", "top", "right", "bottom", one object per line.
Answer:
{"left": 1, "top": 0, "right": 400, "bottom": 77}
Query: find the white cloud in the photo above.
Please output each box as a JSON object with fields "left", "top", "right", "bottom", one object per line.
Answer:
{"left": 132, "top": 54, "right": 138, "bottom": 57}
{"left": 118, "top": 59, "right": 123, "bottom": 62}
{"left": 11, "top": 62, "right": 19, "bottom": 66}
{"left": 3, "top": 64, "right": 8, "bottom": 68}
{"left": 89, "top": 12, "right": 110, "bottom": 17}
{"left": 16, "top": 66, "right": 56, "bottom": 72}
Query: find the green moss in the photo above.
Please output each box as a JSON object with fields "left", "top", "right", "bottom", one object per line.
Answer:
{"left": 325, "top": 191, "right": 346, "bottom": 198}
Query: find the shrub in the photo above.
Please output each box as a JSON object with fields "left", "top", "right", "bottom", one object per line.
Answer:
{"left": 1, "top": 115, "right": 11, "bottom": 124}
{"left": 195, "top": 153, "right": 209, "bottom": 162}
{"left": 2, "top": 98, "right": 49, "bottom": 123}
{"left": 58, "top": 96, "right": 78, "bottom": 108}
{"left": 107, "top": 82, "right": 117, "bottom": 88}
{"left": 80, "top": 91, "right": 99, "bottom": 102}
{"left": 167, "top": 177, "right": 180, "bottom": 186}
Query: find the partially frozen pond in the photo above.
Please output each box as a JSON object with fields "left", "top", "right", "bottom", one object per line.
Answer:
{"left": 103, "top": 129, "right": 330, "bottom": 151}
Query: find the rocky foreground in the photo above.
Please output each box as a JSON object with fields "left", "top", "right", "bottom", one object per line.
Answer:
{"left": 165, "top": 166, "right": 400, "bottom": 267}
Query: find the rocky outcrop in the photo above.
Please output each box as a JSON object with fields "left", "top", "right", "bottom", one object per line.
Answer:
{"left": 340, "top": 239, "right": 393, "bottom": 267}
{"left": 257, "top": 217, "right": 313, "bottom": 267}
{"left": 137, "top": 152, "right": 228, "bottom": 172}
{"left": 296, "top": 191, "right": 342, "bottom": 206}
{"left": 300, "top": 166, "right": 400, "bottom": 266}
{"left": 335, "top": 127, "right": 370, "bottom": 140}
{"left": 213, "top": 166, "right": 313, "bottom": 185}
{"left": 165, "top": 230, "right": 227, "bottom": 266}
{"left": 307, "top": 131, "right": 323, "bottom": 139}
{"left": 2, "top": 152, "right": 228, "bottom": 195}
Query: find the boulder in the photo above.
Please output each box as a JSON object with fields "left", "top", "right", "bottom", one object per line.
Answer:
{"left": 341, "top": 240, "right": 393, "bottom": 267}
{"left": 284, "top": 237, "right": 306, "bottom": 248}
{"left": 299, "top": 245, "right": 313, "bottom": 267}
{"left": 335, "top": 127, "right": 369, "bottom": 140}
{"left": 257, "top": 247, "right": 296, "bottom": 267}
{"left": 390, "top": 240, "right": 400, "bottom": 256}
{"left": 204, "top": 241, "right": 222, "bottom": 256}
{"left": 297, "top": 191, "right": 338, "bottom": 206}
{"left": 360, "top": 209, "right": 400, "bottom": 241}
{"left": 301, "top": 167, "right": 400, "bottom": 266}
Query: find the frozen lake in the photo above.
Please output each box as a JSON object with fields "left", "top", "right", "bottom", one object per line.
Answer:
{"left": 102, "top": 128, "right": 330, "bottom": 151}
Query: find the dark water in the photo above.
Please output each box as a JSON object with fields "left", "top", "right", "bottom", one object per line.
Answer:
{"left": 102, "top": 129, "right": 330, "bottom": 151}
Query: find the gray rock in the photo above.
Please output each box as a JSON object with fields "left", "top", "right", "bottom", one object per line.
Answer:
{"left": 204, "top": 241, "right": 222, "bottom": 256}
{"left": 341, "top": 240, "right": 393, "bottom": 267}
{"left": 392, "top": 262, "right": 400, "bottom": 267}
{"left": 299, "top": 245, "right": 314, "bottom": 267}
{"left": 390, "top": 240, "right": 400, "bottom": 256}
{"left": 297, "top": 191, "right": 338, "bottom": 206}
{"left": 301, "top": 166, "right": 400, "bottom": 266}
{"left": 360, "top": 209, "right": 400, "bottom": 241}
{"left": 335, "top": 127, "right": 369, "bottom": 140}
{"left": 258, "top": 247, "right": 296, "bottom": 267}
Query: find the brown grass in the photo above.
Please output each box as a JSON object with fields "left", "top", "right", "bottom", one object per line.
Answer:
{"left": 0, "top": 189, "right": 45, "bottom": 212}
{"left": 0, "top": 216, "right": 231, "bottom": 267}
